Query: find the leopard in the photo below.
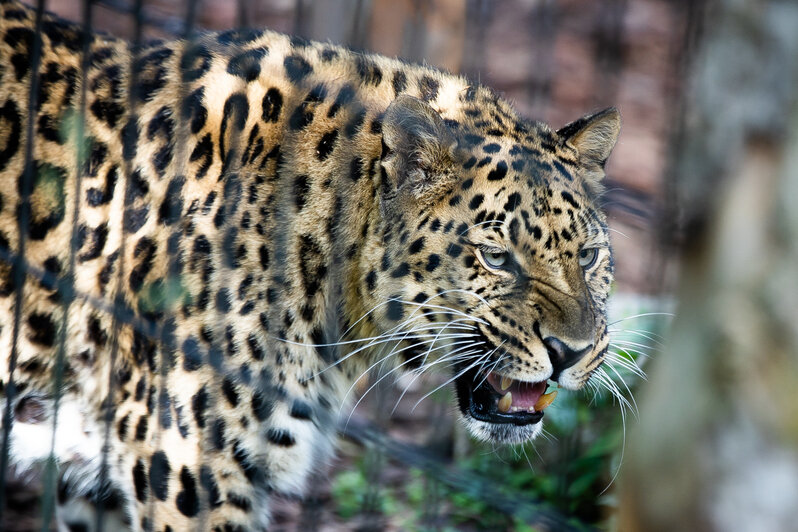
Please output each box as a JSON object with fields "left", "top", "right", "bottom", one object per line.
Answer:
{"left": 0, "top": 0, "right": 620, "bottom": 530}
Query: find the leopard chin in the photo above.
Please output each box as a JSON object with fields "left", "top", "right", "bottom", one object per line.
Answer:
{"left": 460, "top": 415, "right": 545, "bottom": 445}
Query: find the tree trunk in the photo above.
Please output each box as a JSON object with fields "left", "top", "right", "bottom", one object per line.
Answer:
{"left": 620, "top": 0, "right": 798, "bottom": 530}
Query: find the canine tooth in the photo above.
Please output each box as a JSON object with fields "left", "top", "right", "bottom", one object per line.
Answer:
{"left": 500, "top": 375, "right": 512, "bottom": 391}
{"left": 534, "top": 389, "right": 558, "bottom": 411}
{"left": 498, "top": 391, "right": 512, "bottom": 413}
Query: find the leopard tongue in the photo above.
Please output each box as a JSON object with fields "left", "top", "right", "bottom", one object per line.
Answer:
{"left": 486, "top": 372, "right": 553, "bottom": 412}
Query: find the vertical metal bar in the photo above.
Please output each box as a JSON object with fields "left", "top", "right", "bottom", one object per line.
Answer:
{"left": 184, "top": 0, "right": 200, "bottom": 39}
{"left": 592, "top": 0, "right": 628, "bottom": 106}
{"left": 462, "top": 0, "right": 488, "bottom": 81}
{"left": 179, "top": 1, "right": 203, "bottom": 524}
{"left": 95, "top": 0, "right": 145, "bottom": 529}
{"left": 0, "top": 0, "right": 46, "bottom": 526}
{"left": 658, "top": 0, "right": 707, "bottom": 276}
{"left": 237, "top": 0, "right": 250, "bottom": 30}
{"left": 293, "top": 0, "right": 307, "bottom": 37}
{"left": 401, "top": 0, "right": 427, "bottom": 64}
{"left": 527, "top": 0, "right": 557, "bottom": 119}
{"left": 39, "top": 0, "right": 97, "bottom": 528}
{"left": 347, "top": 0, "right": 368, "bottom": 50}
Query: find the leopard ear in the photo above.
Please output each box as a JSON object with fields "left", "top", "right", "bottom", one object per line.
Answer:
{"left": 381, "top": 95, "right": 456, "bottom": 203}
{"left": 557, "top": 107, "right": 620, "bottom": 187}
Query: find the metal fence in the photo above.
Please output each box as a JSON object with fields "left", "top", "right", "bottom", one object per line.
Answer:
{"left": 0, "top": 0, "right": 697, "bottom": 530}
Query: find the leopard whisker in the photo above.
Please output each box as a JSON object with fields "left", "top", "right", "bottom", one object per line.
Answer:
{"left": 409, "top": 356, "right": 492, "bottom": 413}
{"left": 348, "top": 339, "right": 478, "bottom": 403}
{"left": 585, "top": 378, "right": 602, "bottom": 405}
{"left": 606, "top": 226, "right": 630, "bottom": 239}
{"left": 415, "top": 342, "right": 494, "bottom": 378}
{"left": 297, "top": 311, "right": 480, "bottom": 350}
{"left": 298, "top": 291, "right": 489, "bottom": 377}
{"left": 591, "top": 366, "right": 632, "bottom": 496}
{"left": 607, "top": 341, "right": 651, "bottom": 357}
{"left": 309, "top": 315, "right": 478, "bottom": 365}
{"left": 387, "top": 344, "right": 487, "bottom": 416}
{"left": 410, "top": 341, "right": 506, "bottom": 412}
{"left": 518, "top": 441, "right": 538, "bottom": 471}
{"left": 604, "top": 362, "right": 639, "bottom": 417}
{"left": 376, "top": 317, "right": 482, "bottom": 364}
{"left": 612, "top": 333, "right": 659, "bottom": 349}
{"left": 383, "top": 307, "right": 481, "bottom": 337}
{"left": 475, "top": 343, "right": 509, "bottom": 382}
{"left": 280, "top": 322, "right": 475, "bottom": 352}
{"left": 406, "top": 343, "right": 487, "bottom": 378}
{"left": 605, "top": 350, "right": 647, "bottom": 379}
{"left": 608, "top": 312, "right": 674, "bottom": 327}
{"left": 406, "top": 341, "right": 486, "bottom": 371}
{"left": 493, "top": 356, "right": 516, "bottom": 379}
{"left": 474, "top": 351, "right": 509, "bottom": 389}
{"left": 339, "top": 288, "right": 490, "bottom": 341}
{"left": 309, "top": 331, "right": 476, "bottom": 378}
{"left": 608, "top": 327, "right": 665, "bottom": 345}
{"left": 457, "top": 219, "right": 507, "bottom": 236}
{"left": 609, "top": 339, "right": 655, "bottom": 354}
{"left": 411, "top": 288, "right": 492, "bottom": 312}
{"left": 392, "top": 347, "right": 488, "bottom": 414}
{"left": 343, "top": 340, "right": 479, "bottom": 422}
{"left": 387, "top": 317, "right": 481, "bottom": 379}
{"left": 594, "top": 367, "right": 635, "bottom": 417}
{"left": 370, "top": 334, "right": 479, "bottom": 381}
{"left": 537, "top": 427, "right": 555, "bottom": 445}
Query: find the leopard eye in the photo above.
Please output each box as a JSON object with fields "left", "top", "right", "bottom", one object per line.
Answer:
{"left": 578, "top": 247, "right": 599, "bottom": 269}
{"left": 481, "top": 248, "right": 508, "bottom": 269}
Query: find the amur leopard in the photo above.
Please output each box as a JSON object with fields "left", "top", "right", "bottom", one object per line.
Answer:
{"left": 0, "top": 1, "right": 620, "bottom": 530}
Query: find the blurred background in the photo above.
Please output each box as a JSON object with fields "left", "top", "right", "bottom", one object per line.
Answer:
{"left": 7, "top": 0, "right": 798, "bottom": 530}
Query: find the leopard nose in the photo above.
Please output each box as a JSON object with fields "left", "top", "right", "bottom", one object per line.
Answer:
{"left": 544, "top": 337, "right": 593, "bottom": 381}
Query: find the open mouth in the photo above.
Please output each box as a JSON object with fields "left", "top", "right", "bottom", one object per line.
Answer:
{"left": 454, "top": 364, "right": 558, "bottom": 426}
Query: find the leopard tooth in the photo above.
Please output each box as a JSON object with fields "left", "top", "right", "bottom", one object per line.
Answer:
{"left": 498, "top": 391, "right": 512, "bottom": 413}
{"left": 533, "top": 389, "right": 558, "bottom": 411}
{"left": 500, "top": 375, "right": 512, "bottom": 391}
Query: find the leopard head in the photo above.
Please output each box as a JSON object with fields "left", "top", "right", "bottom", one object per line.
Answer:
{"left": 366, "top": 94, "right": 620, "bottom": 444}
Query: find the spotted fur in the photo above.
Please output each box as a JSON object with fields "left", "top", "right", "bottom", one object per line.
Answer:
{"left": 0, "top": 1, "right": 620, "bottom": 530}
